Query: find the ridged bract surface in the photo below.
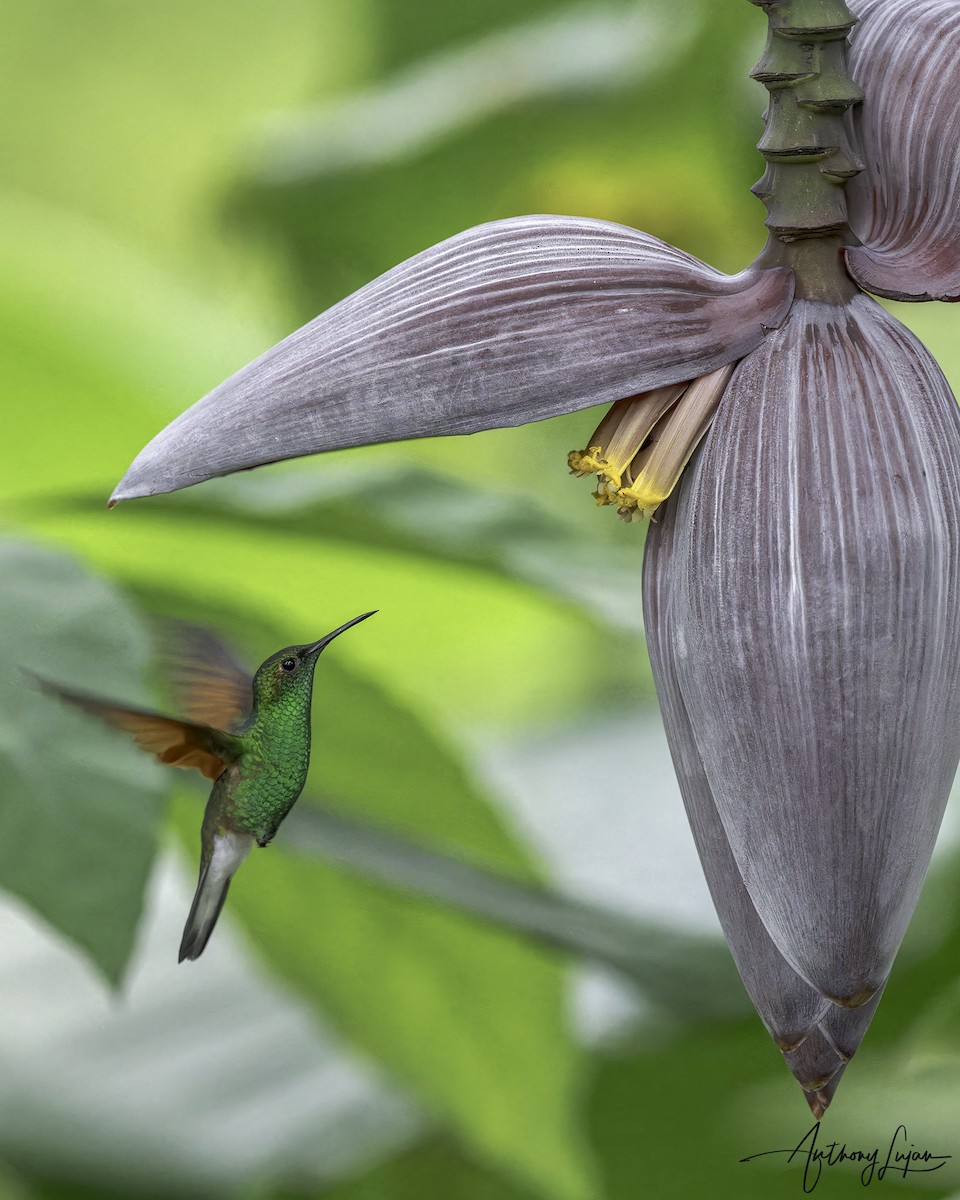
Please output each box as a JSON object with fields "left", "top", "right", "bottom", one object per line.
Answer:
{"left": 112, "top": 215, "right": 792, "bottom": 501}
{"left": 644, "top": 296, "right": 960, "bottom": 1025}
{"left": 846, "top": 0, "right": 960, "bottom": 300}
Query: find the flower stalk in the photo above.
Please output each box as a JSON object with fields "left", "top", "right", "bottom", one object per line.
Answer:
{"left": 751, "top": 0, "right": 863, "bottom": 241}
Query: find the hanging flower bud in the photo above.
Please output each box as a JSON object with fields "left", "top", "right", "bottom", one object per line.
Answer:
{"left": 645, "top": 296, "right": 960, "bottom": 1114}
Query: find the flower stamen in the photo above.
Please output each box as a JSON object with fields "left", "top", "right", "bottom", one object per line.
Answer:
{"left": 568, "top": 365, "right": 735, "bottom": 523}
{"left": 568, "top": 385, "right": 686, "bottom": 488}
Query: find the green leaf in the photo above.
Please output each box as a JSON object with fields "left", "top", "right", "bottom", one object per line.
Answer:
{"left": 120, "top": 463, "right": 644, "bottom": 635}
{"left": 900, "top": 976, "right": 960, "bottom": 1075}
{"left": 304, "top": 659, "right": 532, "bottom": 869}
{"left": 184, "top": 804, "right": 597, "bottom": 1200}
{"left": 0, "top": 191, "right": 275, "bottom": 506}
{"left": 370, "top": 0, "right": 568, "bottom": 74}
{"left": 236, "top": 2, "right": 752, "bottom": 321}
{"left": 0, "top": 2, "right": 368, "bottom": 267}
{"left": 286, "top": 805, "right": 745, "bottom": 1021}
{"left": 320, "top": 1137, "right": 541, "bottom": 1200}
{"left": 0, "top": 1160, "right": 32, "bottom": 1200}
{"left": 0, "top": 541, "right": 164, "bottom": 982}
{"left": 24, "top": 505, "right": 602, "bottom": 733}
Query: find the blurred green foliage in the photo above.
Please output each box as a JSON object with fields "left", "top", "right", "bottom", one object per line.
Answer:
{"left": 0, "top": 542, "right": 164, "bottom": 981}
{"left": 2, "top": 0, "right": 960, "bottom": 1197}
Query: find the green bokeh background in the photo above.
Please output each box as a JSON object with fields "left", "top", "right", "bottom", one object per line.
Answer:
{"left": 2, "top": 1, "right": 960, "bottom": 1197}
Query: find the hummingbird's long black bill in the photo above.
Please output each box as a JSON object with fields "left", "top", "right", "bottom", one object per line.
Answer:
{"left": 305, "top": 611, "right": 377, "bottom": 656}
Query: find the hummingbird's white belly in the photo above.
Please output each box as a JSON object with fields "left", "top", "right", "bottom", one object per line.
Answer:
{"left": 209, "top": 829, "right": 254, "bottom": 881}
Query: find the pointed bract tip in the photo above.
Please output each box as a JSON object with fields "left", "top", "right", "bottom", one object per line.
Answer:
{"left": 802, "top": 1065, "right": 846, "bottom": 1121}
{"left": 109, "top": 476, "right": 154, "bottom": 506}
{"left": 111, "top": 449, "right": 187, "bottom": 505}
{"left": 109, "top": 472, "right": 141, "bottom": 507}
{"left": 804, "top": 1089, "right": 828, "bottom": 1122}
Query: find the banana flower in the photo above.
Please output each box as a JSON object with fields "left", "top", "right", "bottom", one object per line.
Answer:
{"left": 112, "top": 0, "right": 960, "bottom": 1117}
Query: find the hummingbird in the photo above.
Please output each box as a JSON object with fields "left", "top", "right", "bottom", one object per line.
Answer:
{"left": 35, "top": 612, "right": 376, "bottom": 962}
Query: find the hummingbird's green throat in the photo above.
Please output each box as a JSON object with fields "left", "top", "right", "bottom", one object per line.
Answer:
{"left": 36, "top": 611, "right": 377, "bottom": 962}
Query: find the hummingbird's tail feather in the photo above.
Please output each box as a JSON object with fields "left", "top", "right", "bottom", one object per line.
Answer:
{"left": 179, "top": 831, "right": 253, "bottom": 962}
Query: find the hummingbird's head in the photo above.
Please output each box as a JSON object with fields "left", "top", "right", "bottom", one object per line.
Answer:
{"left": 252, "top": 612, "right": 377, "bottom": 707}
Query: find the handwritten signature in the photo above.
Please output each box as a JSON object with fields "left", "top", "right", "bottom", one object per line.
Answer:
{"left": 740, "top": 1123, "right": 951, "bottom": 1192}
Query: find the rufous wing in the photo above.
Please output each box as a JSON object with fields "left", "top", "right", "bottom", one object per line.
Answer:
{"left": 33, "top": 677, "right": 242, "bottom": 781}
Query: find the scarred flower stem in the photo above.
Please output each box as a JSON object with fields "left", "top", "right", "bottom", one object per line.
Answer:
{"left": 750, "top": 0, "right": 864, "bottom": 300}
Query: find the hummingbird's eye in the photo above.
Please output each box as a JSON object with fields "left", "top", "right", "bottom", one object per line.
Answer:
{"left": 280, "top": 657, "right": 298, "bottom": 673}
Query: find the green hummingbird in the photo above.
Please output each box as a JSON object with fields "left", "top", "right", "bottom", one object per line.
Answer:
{"left": 36, "top": 612, "right": 376, "bottom": 961}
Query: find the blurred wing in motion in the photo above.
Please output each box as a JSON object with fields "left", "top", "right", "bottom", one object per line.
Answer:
{"left": 33, "top": 676, "right": 243, "bottom": 781}
{"left": 160, "top": 621, "right": 254, "bottom": 730}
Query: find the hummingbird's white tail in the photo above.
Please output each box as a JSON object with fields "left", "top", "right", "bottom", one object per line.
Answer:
{"left": 179, "top": 830, "right": 253, "bottom": 962}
